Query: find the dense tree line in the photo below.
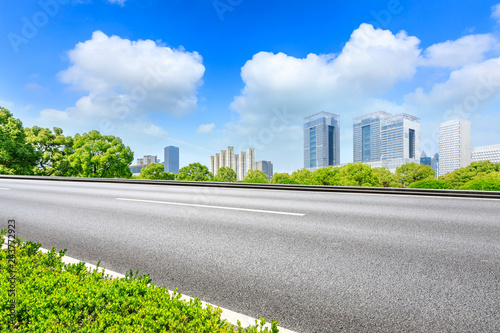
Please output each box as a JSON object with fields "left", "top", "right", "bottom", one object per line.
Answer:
{"left": 2, "top": 106, "right": 499, "bottom": 190}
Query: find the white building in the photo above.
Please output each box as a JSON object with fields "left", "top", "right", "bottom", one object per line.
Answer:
{"left": 210, "top": 147, "right": 256, "bottom": 180}
{"left": 438, "top": 119, "right": 471, "bottom": 176}
{"left": 472, "top": 144, "right": 500, "bottom": 163}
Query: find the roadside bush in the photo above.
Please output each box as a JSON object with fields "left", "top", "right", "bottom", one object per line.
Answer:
{"left": 0, "top": 232, "right": 279, "bottom": 332}
{"left": 459, "top": 178, "right": 500, "bottom": 191}
{"left": 277, "top": 179, "right": 300, "bottom": 185}
{"left": 407, "top": 179, "right": 454, "bottom": 189}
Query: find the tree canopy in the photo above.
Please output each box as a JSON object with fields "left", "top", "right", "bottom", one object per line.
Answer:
{"left": 242, "top": 169, "right": 268, "bottom": 183}
{"left": 67, "top": 130, "right": 134, "bottom": 178}
{"left": 25, "top": 126, "right": 74, "bottom": 176}
{"left": 395, "top": 162, "right": 435, "bottom": 187}
{"left": 138, "top": 163, "right": 175, "bottom": 180}
{"left": 442, "top": 161, "right": 500, "bottom": 188}
{"left": 0, "top": 107, "right": 38, "bottom": 175}
{"left": 215, "top": 167, "right": 236, "bottom": 182}
{"left": 177, "top": 163, "right": 213, "bottom": 181}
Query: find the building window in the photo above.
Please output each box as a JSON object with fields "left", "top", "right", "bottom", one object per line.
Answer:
{"left": 328, "top": 125, "right": 334, "bottom": 166}
{"left": 362, "top": 125, "right": 371, "bottom": 162}
{"left": 409, "top": 129, "right": 415, "bottom": 159}
{"left": 310, "top": 127, "right": 317, "bottom": 168}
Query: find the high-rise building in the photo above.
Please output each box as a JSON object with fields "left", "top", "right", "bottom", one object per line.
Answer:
{"left": 164, "top": 146, "right": 179, "bottom": 173}
{"left": 353, "top": 111, "right": 420, "bottom": 171}
{"left": 256, "top": 161, "right": 274, "bottom": 181}
{"left": 304, "top": 111, "right": 340, "bottom": 170}
{"left": 210, "top": 147, "right": 255, "bottom": 180}
{"left": 438, "top": 119, "right": 471, "bottom": 176}
{"left": 472, "top": 144, "right": 500, "bottom": 163}
{"left": 353, "top": 111, "right": 391, "bottom": 163}
{"left": 238, "top": 152, "right": 246, "bottom": 181}
{"left": 420, "top": 151, "right": 438, "bottom": 176}
{"left": 137, "top": 155, "right": 159, "bottom": 165}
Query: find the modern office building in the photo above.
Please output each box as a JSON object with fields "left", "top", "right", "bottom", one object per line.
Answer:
{"left": 304, "top": 111, "right": 340, "bottom": 170}
{"left": 164, "top": 146, "right": 179, "bottom": 173}
{"left": 137, "top": 155, "right": 159, "bottom": 165}
{"left": 472, "top": 144, "right": 500, "bottom": 163}
{"left": 353, "top": 111, "right": 420, "bottom": 171}
{"left": 420, "top": 151, "right": 438, "bottom": 176}
{"left": 256, "top": 161, "right": 274, "bottom": 181}
{"left": 438, "top": 119, "right": 471, "bottom": 176}
{"left": 210, "top": 147, "right": 256, "bottom": 180}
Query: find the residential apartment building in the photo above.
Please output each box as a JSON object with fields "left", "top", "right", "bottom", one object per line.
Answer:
{"left": 255, "top": 160, "right": 274, "bottom": 181}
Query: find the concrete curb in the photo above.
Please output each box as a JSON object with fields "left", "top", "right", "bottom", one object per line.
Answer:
{"left": 1, "top": 238, "right": 296, "bottom": 332}
{"left": 1, "top": 174, "right": 500, "bottom": 199}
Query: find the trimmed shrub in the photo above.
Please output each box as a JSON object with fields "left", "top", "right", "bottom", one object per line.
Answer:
{"left": 459, "top": 178, "right": 500, "bottom": 191}
{"left": 407, "top": 179, "right": 454, "bottom": 189}
{"left": 0, "top": 232, "right": 279, "bottom": 332}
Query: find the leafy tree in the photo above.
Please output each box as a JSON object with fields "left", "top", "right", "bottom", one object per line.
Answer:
{"left": 215, "top": 167, "right": 236, "bottom": 182}
{"left": 312, "top": 166, "right": 340, "bottom": 185}
{"left": 68, "top": 130, "right": 134, "bottom": 178}
{"left": 24, "top": 126, "right": 74, "bottom": 176}
{"left": 278, "top": 178, "right": 300, "bottom": 184}
{"left": 269, "top": 172, "right": 291, "bottom": 184}
{"left": 337, "top": 163, "right": 379, "bottom": 187}
{"left": 459, "top": 178, "right": 500, "bottom": 191}
{"left": 290, "top": 168, "right": 314, "bottom": 184}
{"left": 442, "top": 161, "right": 500, "bottom": 188}
{"left": 0, "top": 107, "right": 38, "bottom": 175}
{"left": 138, "top": 163, "right": 175, "bottom": 180}
{"left": 395, "top": 162, "right": 435, "bottom": 187}
{"left": 177, "top": 163, "right": 213, "bottom": 181}
{"left": 407, "top": 179, "right": 454, "bottom": 189}
{"left": 242, "top": 169, "right": 268, "bottom": 183}
{"left": 371, "top": 167, "right": 400, "bottom": 188}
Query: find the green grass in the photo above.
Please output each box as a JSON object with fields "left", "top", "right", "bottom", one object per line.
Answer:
{"left": 0, "top": 231, "right": 278, "bottom": 332}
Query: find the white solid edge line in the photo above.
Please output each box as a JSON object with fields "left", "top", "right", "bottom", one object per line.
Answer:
{"left": 115, "top": 197, "right": 306, "bottom": 216}
{"left": 1, "top": 239, "right": 297, "bottom": 333}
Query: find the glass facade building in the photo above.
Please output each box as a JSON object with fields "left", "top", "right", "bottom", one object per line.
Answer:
{"left": 164, "top": 146, "right": 179, "bottom": 173}
{"left": 304, "top": 112, "right": 340, "bottom": 169}
{"left": 354, "top": 111, "right": 420, "bottom": 168}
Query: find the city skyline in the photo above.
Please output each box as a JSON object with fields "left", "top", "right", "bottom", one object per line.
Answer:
{"left": 2, "top": 1, "right": 500, "bottom": 172}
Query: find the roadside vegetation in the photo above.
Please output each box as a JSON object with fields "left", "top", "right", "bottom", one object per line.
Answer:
{"left": 0, "top": 231, "right": 278, "bottom": 332}
{"left": 1, "top": 106, "right": 500, "bottom": 191}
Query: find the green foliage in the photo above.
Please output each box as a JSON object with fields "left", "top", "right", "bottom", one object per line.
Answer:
{"left": 177, "top": 162, "right": 213, "bottom": 181}
{"left": 0, "top": 107, "right": 38, "bottom": 175}
{"left": 289, "top": 168, "right": 314, "bottom": 184}
{"left": 407, "top": 179, "right": 454, "bottom": 189}
{"left": 269, "top": 172, "right": 290, "bottom": 184}
{"left": 24, "top": 126, "right": 74, "bottom": 176}
{"left": 442, "top": 161, "right": 500, "bottom": 188}
{"left": 337, "top": 163, "right": 380, "bottom": 187}
{"left": 395, "top": 162, "right": 435, "bottom": 187}
{"left": 0, "top": 232, "right": 279, "bottom": 332}
{"left": 371, "top": 167, "right": 401, "bottom": 188}
{"left": 67, "top": 130, "right": 134, "bottom": 178}
{"left": 243, "top": 169, "right": 268, "bottom": 183}
{"left": 215, "top": 167, "right": 237, "bottom": 182}
{"left": 277, "top": 179, "right": 300, "bottom": 185}
{"left": 312, "top": 166, "right": 339, "bottom": 185}
{"left": 459, "top": 178, "right": 500, "bottom": 191}
{"left": 138, "top": 163, "right": 175, "bottom": 180}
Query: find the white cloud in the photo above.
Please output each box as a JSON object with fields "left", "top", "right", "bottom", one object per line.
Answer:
{"left": 421, "top": 34, "right": 497, "bottom": 68}
{"left": 196, "top": 123, "right": 215, "bottom": 135}
{"left": 491, "top": 3, "right": 500, "bottom": 24}
{"left": 107, "top": 0, "right": 125, "bottom": 6}
{"left": 40, "top": 108, "right": 69, "bottom": 121}
{"left": 223, "top": 23, "right": 422, "bottom": 165}
{"left": 25, "top": 82, "right": 49, "bottom": 93}
{"left": 0, "top": 99, "right": 14, "bottom": 109}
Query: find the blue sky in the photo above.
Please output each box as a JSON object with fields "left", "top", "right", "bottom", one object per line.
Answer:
{"left": 2, "top": 0, "right": 500, "bottom": 172}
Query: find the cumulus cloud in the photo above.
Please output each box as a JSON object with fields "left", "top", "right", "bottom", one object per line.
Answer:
{"left": 224, "top": 24, "right": 421, "bottom": 164}
{"left": 421, "top": 34, "right": 497, "bottom": 68}
{"left": 196, "top": 123, "right": 215, "bottom": 135}
{"left": 492, "top": 3, "right": 500, "bottom": 23}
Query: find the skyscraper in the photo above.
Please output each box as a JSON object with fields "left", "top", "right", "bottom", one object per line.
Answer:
{"left": 353, "top": 111, "right": 420, "bottom": 171}
{"left": 255, "top": 161, "right": 274, "bottom": 181}
{"left": 438, "top": 119, "right": 471, "bottom": 176}
{"left": 238, "top": 152, "right": 246, "bottom": 181}
{"left": 210, "top": 147, "right": 255, "bottom": 180}
{"left": 304, "top": 111, "right": 340, "bottom": 170}
{"left": 164, "top": 146, "right": 179, "bottom": 173}
{"left": 247, "top": 148, "right": 255, "bottom": 173}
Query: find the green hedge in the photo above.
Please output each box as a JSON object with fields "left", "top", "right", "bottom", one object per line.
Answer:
{"left": 459, "top": 178, "right": 500, "bottom": 191}
{"left": 406, "top": 179, "right": 454, "bottom": 189}
{"left": 0, "top": 233, "right": 278, "bottom": 332}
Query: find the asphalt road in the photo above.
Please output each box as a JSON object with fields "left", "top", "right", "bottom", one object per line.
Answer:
{"left": 1, "top": 178, "right": 499, "bottom": 333}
